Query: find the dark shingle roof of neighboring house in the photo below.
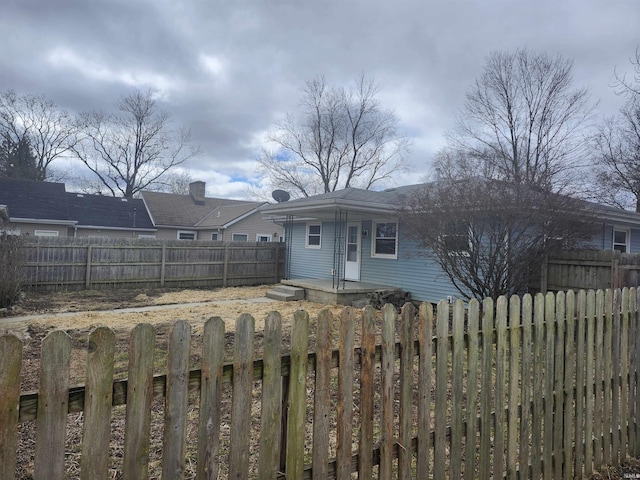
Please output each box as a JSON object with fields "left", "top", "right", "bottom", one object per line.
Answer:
{"left": 141, "top": 190, "right": 258, "bottom": 227}
{"left": 66, "top": 193, "right": 155, "bottom": 231}
{"left": 0, "top": 177, "right": 74, "bottom": 223}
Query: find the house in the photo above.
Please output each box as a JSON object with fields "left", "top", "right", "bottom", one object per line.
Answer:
{"left": 0, "top": 177, "right": 155, "bottom": 238}
{"left": 260, "top": 184, "right": 640, "bottom": 304}
{"left": 0, "top": 178, "right": 75, "bottom": 236}
{"left": 141, "top": 181, "right": 282, "bottom": 242}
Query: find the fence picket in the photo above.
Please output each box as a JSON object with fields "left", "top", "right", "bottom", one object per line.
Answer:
{"left": 81, "top": 327, "right": 115, "bottom": 480}
{"left": 494, "top": 296, "right": 507, "bottom": 480}
{"left": 613, "top": 289, "right": 622, "bottom": 464}
{"left": 379, "top": 304, "right": 396, "bottom": 479}
{"left": 123, "top": 323, "right": 156, "bottom": 480}
{"left": 33, "top": 330, "right": 71, "bottom": 480}
{"left": 229, "top": 314, "right": 255, "bottom": 480}
{"left": 621, "top": 288, "right": 630, "bottom": 461}
{"left": 196, "top": 317, "right": 225, "bottom": 480}
{"left": 519, "top": 294, "right": 533, "bottom": 480}
{"left": 358, "top": 306, "right": 376, "bottom": 479}
{"left": 435, "top": 300, "right": 450, "bottom": 479}
{"left": 506, "top": 295, "right": 520, "bottom": 480}
{"left": 399, "top": 303, "right": 415, "bottom": 480}
{"left": 418, "top": 302, "right": 434, "bottom": 479}
{"left": 450, "top": 300, "right": 465, "bottom": 479}
{"left": 594, "top": 290, "right": 605, "bottom": 470}
{"left": 563, "top": 291, "right": 576, "bottom": 479}
{"left": 543, "top": 292, "right": 555, "bottom": 478}
{"left": 337, "top": 308, "right": 355, "bottom": 480}
{"left": 531, "top": 293, "right": 545, "bottom": 479}
{"left": 554, "top": 292, "right": 566, "bottom": 475}
{"left": 285, "top": 310, "right": 309, "bottom": 479}
{"left": 0, "top": 335, "right": 22, "bottom": 480}
{"left": 465, "top": 299, "right": 480, "bottom": 480}
{"left": 312, "top": 310, "right": 333, "bottom": 479}
{"left": 162, "top": 320, "right": 192, "bottom": 480}
{"left": 259, "top": 311, "right": 283, "bottom": 479}
{"left": 479, "top": 298, "right": 494, "bottom": 480}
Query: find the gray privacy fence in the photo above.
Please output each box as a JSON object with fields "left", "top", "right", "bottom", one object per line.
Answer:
{"left": 15, "top": 237, "right": 285, "bottom": 291}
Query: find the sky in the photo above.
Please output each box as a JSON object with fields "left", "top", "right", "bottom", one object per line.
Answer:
{"left": 1, "top": 0, "right": 639, "bottom": 200}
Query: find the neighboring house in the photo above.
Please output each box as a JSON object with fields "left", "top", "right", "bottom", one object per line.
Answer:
{"left": 141, "top": 181, "right": 282, "bottom": 242}
{"left": 0, "top": 178, "right": 75, "bottom": 236}
{"left": 260, "top": 184, "right": 640, "bottom": 303}
{"left": 66, "top": 192, "right": 156, "bottom": 238}
{"left": 0, "top": 204, "right": 9, "bottom": 227}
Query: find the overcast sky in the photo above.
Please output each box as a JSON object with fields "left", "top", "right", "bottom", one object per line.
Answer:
{"left": 1, "top": 0, "right": 639, "bottom": 199}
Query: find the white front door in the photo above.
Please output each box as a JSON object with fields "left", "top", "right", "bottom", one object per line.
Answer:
{"left": 344, "top": 222, "right": 361, "bottom": 281}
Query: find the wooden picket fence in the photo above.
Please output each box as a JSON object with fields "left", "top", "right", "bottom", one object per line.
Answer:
{"left": 1, "top": 289, "right": 640, "bottom": 479}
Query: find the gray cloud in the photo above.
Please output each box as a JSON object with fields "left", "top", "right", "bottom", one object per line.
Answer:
{"left": 1, "top": 0, "right": 639, "bottom": 197}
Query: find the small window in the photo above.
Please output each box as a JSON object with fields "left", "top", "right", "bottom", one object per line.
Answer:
{"left": 256, "top": 234, "right": 271, "bottom": 242}
{"left": 613, "top": 228, "right": 629, "bottom": 253}
{"left": 211, "top": 233, "right": 218, "bottom": 241}
{"left": 232, "top": 233, "right": 248, "bottom": 241}
{"left": 372, "top": 221, "right": 397, "bottom": 258}
{"left": 34, "top": 230, "right": 59, "bottom": 237}
{"left": 306, "top": 223, "right": 321, "bottom": 249}
{"left": 177, "top": 230, "right": 196, "bottom": 240}
{"left": 138, "top": 234, "right": 156, "bottom": 239}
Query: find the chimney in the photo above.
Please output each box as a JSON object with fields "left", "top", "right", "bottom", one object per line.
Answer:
{"left": 189, "top": 181, "right": 206, "bottom": 205}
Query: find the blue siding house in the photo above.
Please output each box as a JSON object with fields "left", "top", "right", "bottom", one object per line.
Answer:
{"left": 261, "top": 184, "right": 640, "bottom": 304}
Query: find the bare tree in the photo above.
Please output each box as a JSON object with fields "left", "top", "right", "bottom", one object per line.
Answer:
{"left": 440, "top": 49, "right": 594, "bottom": 191}
{"left": 593, "top": 49, "right": 640, "bottom": 211}
{"left": 401, "top": 179, "right": 597, "bottom": 301}
{"left": 75, "top": 90, "right": 199, "bottom": 197}
{"left": 0, "top": 90, "right": 79, "bottom": 181}
{"left": 259, "top": 75, "right": 410, "bottom": 198}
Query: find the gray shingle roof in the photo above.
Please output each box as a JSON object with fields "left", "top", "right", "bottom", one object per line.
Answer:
{"left": 0, "top": 177, "right": 73, "bottom": 222}
{"left": 66, "top": 193, "right": 155, "bottom": 230}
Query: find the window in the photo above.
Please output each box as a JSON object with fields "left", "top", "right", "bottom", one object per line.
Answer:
{"left": 613, "top": 228, "right": 629, "bottom": 253}
{"left": 256, "top": 234, "right": 271, "bottom": 242}
{"left": 177, "top": 230, "right": 196, "bottom": 240}
{"left": 211, "top": 233, "right": 218, "bottom": 241}
{"left": 442, "top": 223, "right": 471, "bottom": 255}
{"left": 232, "top": 233, "right": 248, "bottom": 241}
{"left": 34, "top": 230, "right": 59, "bottom": 237}
{"left": 137, "top": 234, "right": 156, "bottom": 239}
{"left": 306, "top": 223, "right": 321, "bottom": 249}
{"left": 372, "top": 221, "right": 397, "bottom": 258}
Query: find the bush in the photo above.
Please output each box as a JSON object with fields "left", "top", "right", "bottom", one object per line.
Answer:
{"left": 0, "top": 234, "right": 25, "bottom": 308}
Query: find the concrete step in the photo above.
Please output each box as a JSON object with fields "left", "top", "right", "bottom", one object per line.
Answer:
{"left": 266, "top": 285, "right": 305, "bottom": 301}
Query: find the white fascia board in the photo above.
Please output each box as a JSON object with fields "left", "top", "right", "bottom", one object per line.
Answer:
{"left": 11, "top": 217, "right": 77, "bottom": 226}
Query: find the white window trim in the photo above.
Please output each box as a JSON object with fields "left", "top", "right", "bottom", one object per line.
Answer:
{"left": 232, "top": 233, "right": 249, "bottom": 241}
{"left": 177, "top": 230, "right": 197, "bottom": 240}
{"left": 305, "top": 223, "right": 322, "bottom": 249}
{"left": 613, "top": 227, "right": 630, "bottom": 253}
{"left": 34, "top": 230, "right": 59, "bottom": 237}
{"left": 371, "top": 220, "right": 398, "bottom": 259}
{"left": 256, "top": 234, "right": 272, "bottom": 242}
{"left": 138, "top": 234, "right": 156, "bottom": 239}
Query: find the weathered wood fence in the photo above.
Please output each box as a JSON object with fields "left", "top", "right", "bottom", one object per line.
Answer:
{"left": 1, "top": 289, "right": 640, "bottom": 479}
{"left": 14, "top": 237, "right": 285, "bottom": 291}
{"left": 541, "top": 249, "right": 640, "bottom": 293}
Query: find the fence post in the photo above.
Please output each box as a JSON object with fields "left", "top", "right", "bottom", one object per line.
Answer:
{"left": 0, "top": 335, "right": 22, "bottom": 480}
{"left": 160, "top": 244, "right": 166, "bottom": 287}
{"left": 540, "top": 255, "right": 548, "bottom": 293}
{"left": 223, "top": 244, "right": 229, "bottom": 287}
{"left": 85, "top": 244, "right": 92, "bottom": 289}
{"left": 273, "top": 243, "right": 279, "bottom": 284}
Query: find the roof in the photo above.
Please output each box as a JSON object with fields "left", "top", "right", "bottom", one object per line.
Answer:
{"left": 66, "top": 193, "right": 155, "bottom": 230}
{"left": 196, "top": 202, "right": 265, "bottom": 228}
{"left": 141, "top": 190, "right": 263, "bottom": 228}
{"left": 0, "top": 177, "right": 74, "bottom": 224}
{"left": 260, "top": 182, "right": 640, "bottom": 227}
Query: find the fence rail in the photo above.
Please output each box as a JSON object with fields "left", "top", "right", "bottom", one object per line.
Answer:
{"left": 14, "top": 237, "right": 285, "bottom": 291}
{"left": 1, "top": 289, "right": 639, "bottom": 479}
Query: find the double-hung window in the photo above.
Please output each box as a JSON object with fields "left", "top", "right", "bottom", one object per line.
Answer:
{"left": 372, "top": 221, "right": 398, "bottom": 258}
{"left": 306, "top": 223, "right": 321, "bottom": 248}
{"left": 613, "top": 228, "right": 630, "bottom": 253}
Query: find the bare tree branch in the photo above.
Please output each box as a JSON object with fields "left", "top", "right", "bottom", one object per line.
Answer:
{"left": 73, "top": 90, "right": 200, "bottom": 197}
{"left": 259, "top": 75, "right": 410, "bottom": 198}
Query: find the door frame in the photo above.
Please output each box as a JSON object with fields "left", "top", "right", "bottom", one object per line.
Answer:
{"left": 344, "top": 222, "right": 361, "bottom": 281}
